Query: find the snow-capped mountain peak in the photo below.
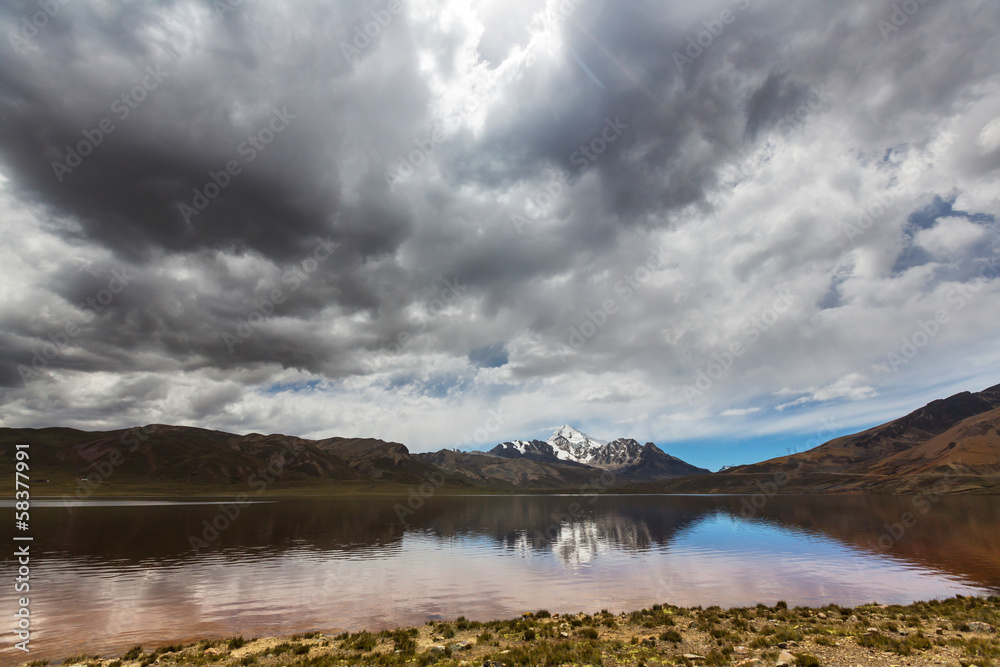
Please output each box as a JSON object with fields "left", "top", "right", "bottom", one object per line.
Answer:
{"left": 549, "top": 425, "right": 607, "bottom": 447}
{"left": 487, "top": 426, "right": 710, "bottom": 480}
{"left": 546, "top": 425, "right": 607, "bottom": 463}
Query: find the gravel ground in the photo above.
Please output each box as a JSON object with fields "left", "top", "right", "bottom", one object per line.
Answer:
{"left": 28, "top": 596, "right": 999, "bottom": 667}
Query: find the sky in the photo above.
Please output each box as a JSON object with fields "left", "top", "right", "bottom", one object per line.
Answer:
{"left": 1, "top": 0, "right": 999, "bottom": 471}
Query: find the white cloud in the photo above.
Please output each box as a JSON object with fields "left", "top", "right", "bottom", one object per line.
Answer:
{"left": 719, "top": 408, "right": 761, "bottom": 417}
{"left": 775, "top": 374, "right": 879, "bottom": 411}
{"left": 976, "top": 116, "right": 1000, "bottom": 155}
{"left": 914, "top": 217, "right": 987, "bottom": 258}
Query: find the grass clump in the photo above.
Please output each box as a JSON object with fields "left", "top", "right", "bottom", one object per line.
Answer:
{"left": 154, "top": 646, "right": 182, "bottom": 656}
{"left": 340, "top": 631, "right": 377, "bottom": 652}
{"left": 659, "top": 629, "right": 682, "bottom": 643}
{"left": 484, "top": 639, "right": 602, "bottom": 667}
{"left": 121, "top": 647, "right": 143, "bottom": 661}
{"left": 270, "top": 643, "right": 309, "bottom": 656}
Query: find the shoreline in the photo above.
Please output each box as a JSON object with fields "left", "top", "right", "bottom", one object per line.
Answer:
{"left": 18, "top": 596, "right": 998, "bottom": 667}
{"left": 13, "top": 488, "right": 1000, "bottom": 500}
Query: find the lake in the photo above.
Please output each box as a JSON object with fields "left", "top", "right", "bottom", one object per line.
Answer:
{"left": 2, "top": 494, "right": 999, "bottom": 665}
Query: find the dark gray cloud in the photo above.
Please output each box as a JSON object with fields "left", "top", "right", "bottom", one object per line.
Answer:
{"left": 1, "top": 0, "right": 999, "bottom": 463}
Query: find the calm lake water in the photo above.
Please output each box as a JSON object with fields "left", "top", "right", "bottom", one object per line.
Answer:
{"left": 2, "top": 494, "right": 999, "bottom": 665}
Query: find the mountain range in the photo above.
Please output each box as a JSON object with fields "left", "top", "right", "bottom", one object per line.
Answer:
{"left": 2, "top": 382, "right": 999, "bottom": 495}
{"left": 486, "top": 425, "right": 709, "bottom": 480}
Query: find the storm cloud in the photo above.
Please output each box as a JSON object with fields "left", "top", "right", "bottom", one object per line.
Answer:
{"left": 1, "top": 0, "right": 999, "bottom": 469}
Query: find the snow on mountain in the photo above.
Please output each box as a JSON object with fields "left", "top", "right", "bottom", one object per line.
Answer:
{"left": 489, "top": 438, "right": 563, "bottom": 463}
{"left": 511, "top": 440, "right": 531, "bottom": 454}
{"left": 487, "top": 425, "right": 710, "bottom": 480}
{"left": 546, "top": 425, "right": 607, "bottom": 464}
{"left": 588, "top": 438, "right": 647, "bottom": 468}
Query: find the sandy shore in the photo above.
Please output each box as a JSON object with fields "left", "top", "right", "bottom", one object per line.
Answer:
{"left": 23, "top": 596, "right": 998, "bottom": 667}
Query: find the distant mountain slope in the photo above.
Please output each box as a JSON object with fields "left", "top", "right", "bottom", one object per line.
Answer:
{"left": 415, "top": 450, "right": 600, "bottom": 489}
{"left": 660, "top": 382, "right": 1000, "bottom": 494}
{"left": 616, "top": 441, "right": 711, "bottom": 481}
{"left": 782, "top": 383, "right": 1000, "bottom": 473}
{"left": 312, "top": 437, "right": 442, "bottom": 481}
{"left": 0, "top": 425, "right": 445, "bottom": 490}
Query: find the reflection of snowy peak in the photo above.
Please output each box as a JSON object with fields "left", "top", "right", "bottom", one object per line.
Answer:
{"left": 504, "top": 515, "right": 655, "bottom": 567}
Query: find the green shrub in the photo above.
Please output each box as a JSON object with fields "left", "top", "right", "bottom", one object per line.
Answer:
{"left": 660, "top": 629, "right": 682, "bottom": 643}
{"left": 483, "top": 639, "right": 601, "bottom": 667}
{"left": 122, "top": 647, "right": 143, "bottom": 661}
{"left": 154, "top": 645, "right": 182, "bottom": 655}
{"left": 341, "top": 632, "right": 377, "bottom": 652}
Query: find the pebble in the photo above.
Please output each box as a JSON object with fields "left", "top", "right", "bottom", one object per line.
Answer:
{"left": 776, "top": 650, "right": 798, "bottom": 666}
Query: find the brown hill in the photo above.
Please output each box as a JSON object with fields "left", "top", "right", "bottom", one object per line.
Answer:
{"left": 0, "top": 425, "right": 446, "bottom": 492}
{"left": 659, "top": 382, "right": 1000, "bottom": 494}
